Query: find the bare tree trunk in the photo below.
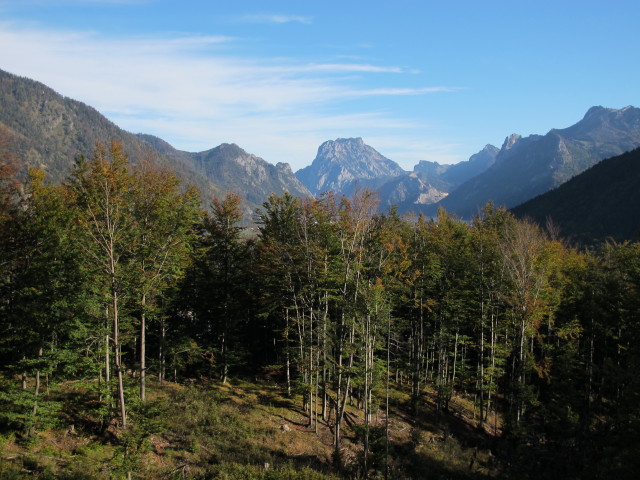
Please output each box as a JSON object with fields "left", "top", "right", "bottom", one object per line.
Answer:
{"left": 452, "top": 330, "right": 459, "bottom": 390}
{"left": 105, "top": 305, "right": 110, "bottom": 385}
{"left": 140, "top": 293, "right": 146, "bottom": 401}
{"left": 159, "top": 318, "right": 165, "bottom": 384}
{"left": 220, "top": 328, "right": 228, "bottom": 384}
{"left": 479, "top": 310, "right": 485, "bottom": 426}
{"left": 487, "top": 312, "right": 496, "bottom": 418}
{"left": 285, "top": 308, "right": 291, "bottom": 397}
{"left": 32, "top": 347, "right": 43, "bottom": 419}
{"left": 322, "top": 296, "right": 329, "bottom": 421}
{"left": 334, "top": 313, "right": 347, "bottom": 464}
{"left": 385, "top": 309, "right": 391, "bottom": 480}
{"left": 21, "top": 358, "right": 26, "bottom": 390}
{"left": 315, "top": 319, "right": 320, "bottom": 433}
{"left": 308, "top": 308, "right": 314, "bottom": 427}
{"left": 364, "top": 314, "right": 371, "bottom": 476}
{"left": 112, "top": 284, "right": 126, "bottom": 428}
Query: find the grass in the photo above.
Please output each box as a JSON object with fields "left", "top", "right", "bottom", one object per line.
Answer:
{"left": 0, "top": 375, "right": 502, "bottom": 479}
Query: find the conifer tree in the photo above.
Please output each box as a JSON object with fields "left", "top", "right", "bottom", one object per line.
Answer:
{"left": 130, "top": 159, "right": 199, "bottom": 399}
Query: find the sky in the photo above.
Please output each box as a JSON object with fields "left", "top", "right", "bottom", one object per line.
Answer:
{"left": 0, "top": 0, "right": 639, "bottom": 171}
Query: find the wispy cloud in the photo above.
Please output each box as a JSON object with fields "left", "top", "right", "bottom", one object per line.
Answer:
{"left": 0, "top": 23, "right": 460, "bottom": 169}
{"left": 351, "top": 87, "right": 462, "bottom": 96}
{"left": 235, "top": 14, "right": 312, "bottom": 25}
{"left": 0, "top": 0, "right": 151, "bottom": 6}
{"left": 287, "top": 63, "right": 405, "bottom": 74}
{"left": 162, "top": 35, "right": 235, "bottom": 48}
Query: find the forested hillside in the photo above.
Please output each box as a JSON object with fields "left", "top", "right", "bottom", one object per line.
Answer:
{"left": 511, "top": 147, "right": 640, "bottom": 244}
{"left": 0, "top": 68, "right": 309, "bottom": 218}
{"left": 2, "top": 139, "right": 640, "bottom": 479}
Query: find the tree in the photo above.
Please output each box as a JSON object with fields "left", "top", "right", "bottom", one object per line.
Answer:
{"left": 70, "top": 140, "right": 136, "bottom": 427}
{"left": 256, "top": 192, "right": 305, "bottom": 397}
{"left": 469, "top": 205, "right": 511, "bottom": 427}
{"left": 0, "top": 168, "right": 91, "bottom": 435}
{"left": 499, "top": 218, "right": 555, "bottom": 428}
{"left": 130, "top": 159, "right": 199, "bottom": 399}
{"left": 193, "top": 192, "right": 250, "bottom": 383}
{"left": 0, "top": 125, "right": 18, "bottom": 227}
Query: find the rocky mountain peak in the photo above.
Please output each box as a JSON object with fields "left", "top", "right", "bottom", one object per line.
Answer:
{"left": 276, "top": 162, "right": 293, "bottom": 174}
{"left": 501, "top": 134, "right": 522, "bottom": 151}
{"left": 482, "top": 144, "right": 500, "bottom": 154}
{"left": 296, "top": 137, "right": 405, "bottom": 195}
{"left": 214, "top": 143, "right": 247, "bottom": 158}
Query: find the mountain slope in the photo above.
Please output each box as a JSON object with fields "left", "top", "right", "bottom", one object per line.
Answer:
{"left": 408, "top": 144, "right": 499, "bottom": 200}
{"left": 0, "top": 69, "right": 177, "bottom": 181}
{"left": 296, "top": 137, "right": 406, "bottom": 195}
{"left": 0, "top": 68, "right": 308, "bottom": 213}
{"left": 438, "top": 144, "right": 499, "bottom": 187}
{"left": 365, "top": 144, "right": 498, "bottom": 214}
{"left": 437, "top": 106, "right": 640, "bottom": 218}
{"left": 189, "top": 143, "right": 311, "bottom": 210}
{"left": 511, "top": 147, "right": 640, "bottom": 244}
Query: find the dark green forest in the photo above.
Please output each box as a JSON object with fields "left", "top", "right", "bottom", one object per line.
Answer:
{"left": 512, "top": 147, "right": 640, "bottom": 244}
{"left": 1, "top": 140, "right": 640, "bottom": 479}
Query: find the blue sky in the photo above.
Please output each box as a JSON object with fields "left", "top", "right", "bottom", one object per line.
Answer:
{"left": 0, "top": 0, "right": 638, "bottom": 170}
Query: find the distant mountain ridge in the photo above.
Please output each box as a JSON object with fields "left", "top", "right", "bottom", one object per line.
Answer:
{"left": 296, "top": 137, "right": 499, "bottom": 213}
{"left": 188, "top": 143, "right": 310, "bottom": 209}
{"left": 0, "top": 68, "right": 309, "bottom": 215}
{"left": 3, "top": 67, "right": 640, "bottom": 225}
{"left": 435, "top": 106, "right": 640, "bottom": 218}
{"left": 411, "top": 144, "right": 499, "bottom": 194}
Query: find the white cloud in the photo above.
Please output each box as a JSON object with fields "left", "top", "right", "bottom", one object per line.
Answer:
{"left": 0, "top": 23, "right": 461, "bottom": 170}
{"left": 0, "top": 0, "right": 151, "bottom": 6}
{"left": 348, "top": 87, "right": 461, "bottom": 97}
{"left": 236, "top": 14, "right": 313, "bottom": 25}
{"left": 283, "top": 63, "right": 404, "bottom": 74}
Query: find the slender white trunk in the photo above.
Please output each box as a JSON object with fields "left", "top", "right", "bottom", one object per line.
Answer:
{"left": 140, "top": 293, "right": 146, "bottom": 401}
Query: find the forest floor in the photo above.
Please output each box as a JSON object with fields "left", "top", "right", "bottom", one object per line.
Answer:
{"left": 0, "top": 375, "right": 503, "bottom": 479}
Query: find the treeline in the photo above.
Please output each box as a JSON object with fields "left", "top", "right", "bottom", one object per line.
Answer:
{"left": 1, "top": 141, "right": 640, "bottom": 478}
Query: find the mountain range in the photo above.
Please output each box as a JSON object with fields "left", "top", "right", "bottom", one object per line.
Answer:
{"left": 293, "top": 104, "right": 640, "bottom": 220}
{"left": 295, "top": 138, "right": 500, "bottom": 213}
{"left": 2, "top": 67, "right": 640, "bottom": 238}
{"left": 435, "top": 106, "right": 640, "bottom": 218}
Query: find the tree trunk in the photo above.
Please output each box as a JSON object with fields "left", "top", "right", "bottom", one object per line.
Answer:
{"left": 308, "top": 308, "right": 314, "bottom": 427}
{"left": 159, "top": 318, "right": 165, "bottom": 384}
{"left": 285, "top": 308, "right": 291, "bottom": 397}
{"left": 32, "top": 347, "right": 43, "bottom": 419}
{"left": 140, "top": 293, "right": 146, "bottom": 401}
{"left": 452, "top": 330, "right": 459, "bottom": 390}
{"left": 105, "top": 305, "right": 110, "bottom": 384}
{"left": 322, "top": 297, "right": 329, "bottom": 421}
{"left": 364, "top": 314, "right": 371, "bottom": 476}
{"left": 385, "top": 309, "right": 391, "bottom": 480}
{"left": 112, "top": 284, "right": 127, "bottom": 428}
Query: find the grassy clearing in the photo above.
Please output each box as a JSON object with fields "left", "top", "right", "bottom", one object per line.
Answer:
{"left": 0, "top": 375, "right": 501, "bottom": 479}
